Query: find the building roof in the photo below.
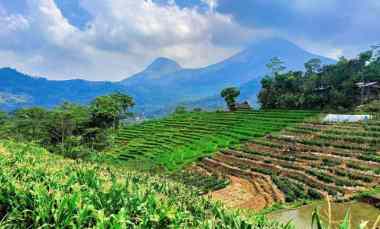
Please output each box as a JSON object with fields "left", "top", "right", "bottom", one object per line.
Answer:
{"left": 356, "top": 81, "right": 379, "bottom": 88}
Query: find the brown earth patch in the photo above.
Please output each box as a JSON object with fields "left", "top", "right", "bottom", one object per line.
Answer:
{"left": 210, "top": 176, "right": 268, "bottom": 211}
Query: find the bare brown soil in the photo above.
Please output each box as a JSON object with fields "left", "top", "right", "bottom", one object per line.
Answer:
{"left": 211, "top": 176, "right": 268, "bottom": 211}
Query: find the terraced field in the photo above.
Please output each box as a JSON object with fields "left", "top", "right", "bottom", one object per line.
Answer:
{"left": 116, "top": 110, "right": 317, "bottom": 170}
{"left": 199, "top": 115, "right": 380, "bottom": 210}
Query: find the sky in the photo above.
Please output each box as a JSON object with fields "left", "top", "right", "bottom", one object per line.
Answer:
{"left": 0, "top": 0, "right": 379, "bottom": 81}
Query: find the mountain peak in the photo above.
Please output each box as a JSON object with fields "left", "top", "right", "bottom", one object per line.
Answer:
{"left": 0, "top": 67, "right": 19, "bottom": 74}
{"left": 145, "top": 57, "right": 182, "bottom": 73}
{"left": 246, "top": 37, "right": 301, "bottom": 52}
{"left": 120, "top": 57, "right": 182, "bottom": 84}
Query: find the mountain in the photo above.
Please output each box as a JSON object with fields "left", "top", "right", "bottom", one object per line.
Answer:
{"left": 121, "top": 38, "right": 335, "bottom": 114}
{"left": 124, "top": 57, "right": 182, "bottom": 85}
{"left": 0, "top": 67, "right": 127, "bottom": 111}
{"left": 0, "top": 38, "right": 335, "bottom": 115}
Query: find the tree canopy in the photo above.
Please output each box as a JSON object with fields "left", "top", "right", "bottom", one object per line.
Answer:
{"left": 90, "top": 92, "right": 134, "bottom": 129}
{"left": 221, "top": 87, "right": 240, "bottom": 111}
{"left": 0, "top": 92, "right": 134, "bottom": 158}
{"left": 259, "top": 50, "right": 380, "bottom": 111}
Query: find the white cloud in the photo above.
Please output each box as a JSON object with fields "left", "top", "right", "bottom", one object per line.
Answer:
{"left": 0, "top": 0, "right": 257, "bottom": 81}
{"left": 27, "top": 0, "right": 78, "bottom": 46}
{"left": 201, "top": 0, "right": 218, "bottom": 12}
{"left": 0, "top": 12, "right": 29, "bottom": 37}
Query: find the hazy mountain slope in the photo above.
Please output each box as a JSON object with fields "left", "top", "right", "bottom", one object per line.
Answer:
{"left": 0, "top": 68, "right": 128, "bottom": 111}
{"left": 122, "top": 38, "right": 335, "bottom": 114}
{"left": 0, "top": 38, "right": 335, "bottom": 115}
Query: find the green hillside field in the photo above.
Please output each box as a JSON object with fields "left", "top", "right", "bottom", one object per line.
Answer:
{"left": 115, "top": 110, "right": 318, "bottom": 170}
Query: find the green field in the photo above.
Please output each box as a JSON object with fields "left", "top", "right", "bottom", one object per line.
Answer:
{"left": 0, "top": 140, "right": 288, "bottom": 228}
{"left": 116, "top": 110, "right": 317, "bottom": 170}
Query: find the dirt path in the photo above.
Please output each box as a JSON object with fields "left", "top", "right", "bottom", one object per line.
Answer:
{"left": 211, "top": 176, "right": 268, "bottom": 211}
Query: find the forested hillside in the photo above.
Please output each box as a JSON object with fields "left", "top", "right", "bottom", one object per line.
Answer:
{"left": 259, "top": 49, "right": 380, "bottom": 111}
{"left": 0, "top": 92, "right": 134, "bottom": 158}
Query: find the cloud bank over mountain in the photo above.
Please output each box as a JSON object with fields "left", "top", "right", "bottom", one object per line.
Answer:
{"left": 0, "top": 0, "right": 260, "bottom": 80}
{"left": 0, "top": 0, "right": 378, "bottom": 81}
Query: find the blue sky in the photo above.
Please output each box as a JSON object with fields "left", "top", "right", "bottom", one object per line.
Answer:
{"left": 0, "top": 0, "right": 379, "bottom": 81}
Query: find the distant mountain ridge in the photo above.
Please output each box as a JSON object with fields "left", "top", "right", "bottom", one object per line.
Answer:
{"left": 0, "top": 67, "right": 127, "bottom": 111}
{"left": 120, "top": 38, "right": 335, "bottom": 114}
{"left": 123, "top": 57, "right": 182, "bottom": 85}
{"left": 0, "top": 38, "right": 335, "bottom": 116}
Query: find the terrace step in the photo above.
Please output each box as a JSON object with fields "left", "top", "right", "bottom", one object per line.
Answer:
{"left": 273, "top": 135, "right": 376, "bottom": 152}
{"left": 245, "top": 143, "right": 380, "bottom": 171}
{"left": 211, "top": 151, "right": 362, "bottom": 197}
{"left": 200, "top": 158, "right": 285, "bottom": 209}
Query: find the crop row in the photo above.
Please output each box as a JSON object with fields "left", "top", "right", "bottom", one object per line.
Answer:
{"left": 116, "top": 110, "right": 316, "bottom": 170}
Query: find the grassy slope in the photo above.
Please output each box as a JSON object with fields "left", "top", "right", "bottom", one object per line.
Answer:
{"left": 0, "top": 141, "right": 289, "bottom": 228}
{"left": 116, "top": 110, "right": 318, "bottom": 170}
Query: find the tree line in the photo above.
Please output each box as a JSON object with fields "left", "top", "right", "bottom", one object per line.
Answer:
{"left": 0, "top": 92, "right": 134, "bottom": 158}
{"left": 259, "top": 47, "right": 380, "bottom": 111}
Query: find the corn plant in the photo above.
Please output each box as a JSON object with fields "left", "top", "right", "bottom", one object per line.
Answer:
{"left": 311, "top": 197, "right": 380, "bottom": 229}
{"left": 0, "top": 140, "right": 291, "bottom": 228}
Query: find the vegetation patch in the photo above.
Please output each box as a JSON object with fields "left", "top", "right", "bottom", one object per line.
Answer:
{"left": 0, "top": 140, "right": 290, "bottom": 228}
{"left": 198, "top": 114, "right": 380, "bottom": 208}
{"left": 116, "top": 110, "right": 317, "bottom": 170}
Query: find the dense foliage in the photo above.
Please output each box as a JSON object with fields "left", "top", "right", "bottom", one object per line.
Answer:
{"left": 259, "top": 49, "right": 380, "bottom": 111}
{"left": 0, "top": 141, "right": 289, "bottom": 228}
{"left": 221, "top": 87, "right": 240, "bottom": 111}
{"left": 0, "top": 92, "right": 134, "bottom": 158}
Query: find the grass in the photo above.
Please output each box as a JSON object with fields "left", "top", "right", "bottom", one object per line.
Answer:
{"left": 116, "top": 110, "right": 317, "bottom": 170}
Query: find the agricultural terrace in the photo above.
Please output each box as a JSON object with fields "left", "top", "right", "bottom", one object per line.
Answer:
{"left": 116, "top": 110, "right": 317, "bottom": 170}
{"left": 199, "top": 114, "right": 380, "bottom": 210}
{"left": 0, "top": 141, "right": 289, "bottom": 228}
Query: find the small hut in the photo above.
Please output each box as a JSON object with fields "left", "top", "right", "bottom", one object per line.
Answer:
{"left": 236, "top": 101, "right": 252, "bottom": 111}
{"left": 356, "top": 81, "right": 380, "bottom": 102}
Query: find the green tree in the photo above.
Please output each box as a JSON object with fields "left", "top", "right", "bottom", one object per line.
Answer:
{"left": 266, "top": 57, "right": 286, "bottom": 76}
{"left": 221, "top": 87, "right": 240, "bottom": 111}
{"left": 0, "top": 93, "right": 135, "bottom": 158}
{"left": 174, "top": 106, "right": 187, "bottom": 114}
{"left": 304, "top": 58, "right": 322, "bottom": 75}
{"left": 258, "top": 49, "right": 380, "bottom": 111}
{"left": 90, "top": 92, "right": 134, "bottom": 129}
{"left": 47, "top": 102, "right": 91, "bottom": 153}
{"left": 12, "top": 107, "right": 49, "bottom": 142}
